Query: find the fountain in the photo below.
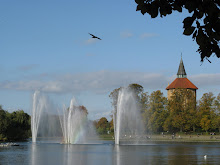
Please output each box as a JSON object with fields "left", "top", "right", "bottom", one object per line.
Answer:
{"left": 59, "top": 98, "right": 89, "bottom": 144}
{"left": 31, "top": 91, "right": 97, "bottom": 144}
{"left": 31, "top": 88, "right": 144, "bottom": 145}
{"left": 114, "top": 87, "right": 145, "bottom": 145}
{"left": 31, "top": 91, "right": 47, "bottom": 143}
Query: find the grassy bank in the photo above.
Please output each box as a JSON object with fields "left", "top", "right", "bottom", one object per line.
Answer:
{"left": 99, "top": 134, "right": 114, "bottom": 140}
{"left": 99, "top": 134, "right": 220, "bottom": 142}
{"left": 145, "top": 134, "right": 220, "bottom": 142}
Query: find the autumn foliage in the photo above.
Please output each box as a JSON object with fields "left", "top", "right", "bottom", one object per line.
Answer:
{"left": 106, "top": 84, "right": 220, "bottom": 135}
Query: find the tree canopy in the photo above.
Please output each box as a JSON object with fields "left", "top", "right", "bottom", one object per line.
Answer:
{"left": 198, "top": 92, "right": 216, "bottom": 132}
{"left": 164, "top": 89, "right": 197, "bottom": 132}
{"left": 135, "top": 0, "right": 220, "bottom": 62}
{"left": 144, "top": 90, "right": 168, "bottom": 133}
{"left": 95, "top": 117, "right": 110, "bottom": 134}
{"left": 0, "top": 107, "right": 31, "bottom": 141}
{"left": 108, "top": 84, "right": 220, "bottom": 134}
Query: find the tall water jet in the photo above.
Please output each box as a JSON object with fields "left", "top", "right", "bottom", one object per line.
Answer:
{"left": 114, "top": 87, "right": 145, "bottom": 145}
{"left": 59, "top": 98, "right": 95, "bottom": 144}
{"left": 31, "top": 91, "right": 47, "bottom": 142}
{"left": 31, "top": 91, "right": 97, "bottom": 144}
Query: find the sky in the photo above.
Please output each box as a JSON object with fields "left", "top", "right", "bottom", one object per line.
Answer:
{"left": 0, "top": 0, "right": 220, "bottom": 120}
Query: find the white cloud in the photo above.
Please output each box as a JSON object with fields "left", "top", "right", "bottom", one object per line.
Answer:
{"left": 0, "top": 71, "right": 168, "bottom": 94}
{"left": 1, "top": 71, "right": 220, "bottom": 95}
{"left": 120, "top": 31, "right": 133, "bottom": 38}
{"left": 189, "top": 73, "right": 220, "bottom": 87}
{"left": 140, "top": 33, "right": 158, "bottom": 39}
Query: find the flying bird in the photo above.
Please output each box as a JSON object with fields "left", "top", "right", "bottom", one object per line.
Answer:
{"left": 89, "top": 33, "right": 102, "bottom": 40}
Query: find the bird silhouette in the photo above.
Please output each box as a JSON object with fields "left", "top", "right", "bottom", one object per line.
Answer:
{"left": 89, "top": 33, "right": 102, "bottom": 40}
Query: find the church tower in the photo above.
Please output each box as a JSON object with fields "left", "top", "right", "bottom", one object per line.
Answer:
{"left": 166, "top": 57, "right": 198, "bottom": 100}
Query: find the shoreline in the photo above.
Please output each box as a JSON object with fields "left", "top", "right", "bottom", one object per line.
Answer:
{"left": 100, "top": 134, "right": 220, "bottom": 143}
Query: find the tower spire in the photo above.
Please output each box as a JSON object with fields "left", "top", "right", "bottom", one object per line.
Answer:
{"left": 177, "top": 56, "right": 187, "bottom": 78}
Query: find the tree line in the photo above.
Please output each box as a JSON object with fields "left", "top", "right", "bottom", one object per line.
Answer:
{"left": 0, "top": 105, "right": 31, "bottom": 141}
{"left": 94, "top": 84, "right": 220, "bottom": 135}
{"left": 1, "top": 83, "right": 220, "bottom": 141}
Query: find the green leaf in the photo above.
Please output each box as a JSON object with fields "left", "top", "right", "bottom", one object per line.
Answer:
{"left": 141, "top": 5, "right": 148, "bottom": 15}
{"left": 197, "top": 11, "right": 204, "bottom": 19}
{"left": 159, "top": 6, "right": 167, "bottom": 17}
{"left": 183, "top": 17, "right": 195, "bottom": 29}
{"left": 183, "top": 26, "right": 196, "bottom": 36}
{"left": 173, "top": 4, "right": 182, "bottom": 12}
{"left": 185, "top": 0, "right": 197, "bottom": 13}
{"left": 150, "top": 2, "right": 159, "bottom": 18}
{"left": 196, "top": 29, "right": 206, "bottom": 46}
{"left": 196, "top": 21, "right": 200, "bottom": 28}
{"left": 214, "top": 33, "right": 220, "bottom": 41}
{"left": 192, "top": 30, "right": 197, "bottom": 40}
{"left": 135, "top": 0, "right": 143, "bottom": 4}
{"left": 213, "top": 20, "right": 220, "bottom": 34}
{"left": 136, "top": 4, "right": 143, "bottom": 11}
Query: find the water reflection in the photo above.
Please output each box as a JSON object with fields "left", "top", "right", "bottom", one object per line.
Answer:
{"left": 30, "top": 143, "right": 114, "bottom": 165}
{"left": 114, "top": 145, "right": 120, "bottom": 165}
{"left": 114, "top": 144, "right": 167, "bottom": 165}
{"left": 167, "top": 144, "right": 198, "bottom": 165}
{"left": 31, "top": 143, "right": 37, "bottom": 165}
{"left": 2, "top": 142, "right": 219, "bottom": 165}
{"left": 113, "top": 143, "right": 220, "bottom": 165}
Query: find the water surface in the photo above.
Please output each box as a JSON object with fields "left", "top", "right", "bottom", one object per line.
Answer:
{"left": 0, "top": 141, "right": 220, "bottom": 165}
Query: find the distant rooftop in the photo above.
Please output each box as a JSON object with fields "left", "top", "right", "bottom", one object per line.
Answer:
{"left": 166, "top": 78, "right": 198, "bottom": 90}
{"left": 166, "top": 57, "right": 198, "bottom": 90}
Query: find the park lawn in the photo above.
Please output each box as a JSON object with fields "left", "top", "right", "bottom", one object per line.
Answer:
{"left": 99, "top": 134, "right": 114, "bottom": 140}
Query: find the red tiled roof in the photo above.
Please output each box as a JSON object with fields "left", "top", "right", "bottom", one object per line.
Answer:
{"left": 166, "top": 78, "right": 198, "bottom": 90}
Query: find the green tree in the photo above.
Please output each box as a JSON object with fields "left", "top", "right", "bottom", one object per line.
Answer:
{"left": 135, "top": 0, "right": 220, "bottom": 62}
{"left": 184, "top": 91, "right": 198, "bottom": 132}
{"left": 198, "top": 92, "right": 216, "bottom": 132}
{"left": 6, "top": 110, "right": 31, "bottom": 140}
{"left": 96, "top": 117, "right": 110, "bottom": 134}
{"left": 140, "top": 92, "right": 149, "bottom": 114}
{"left": 0, "top": 108, "right": 9, "bottom": 140}
{"left": 163, "top": 116, "right": 174, "bottom": 133}
{"left": 128, "top": 83, "right": 144, "bottom": 99}
{"left": 145, "top": 90, "right": 168, "bottom": 133}
{"left": 109, "top": 87, "right": 121, "bottom": 113}
{"left": 109, "top": 83, "right": 145, "bottom": 124}
{"left": 139, "top": 91, "right": 150, "bottom": 133}
{"left": 166, "top": 89, "right": 185, "bottom": 132}
{"left": 213, "top": 93, "right": 220, "bottom": 132}
{"left": 0, "top": 107, "right": 31, "bottom": 141}
{"left": 165, "top": 89, "right": 196, "bottom": 132}
{"left": 67, "top": 105, "right": 88, "bottom": 116}
{"left": 109, "top": 118, "right": 114, "bottom": 133}
{"left": 79, "top": 105, "right": 88, "bottom": 116}
{"left": 109, "top": 84, "right": 144, "bottom": 113}
{"left": 185, "top": 101, "right": 199, "bottom": 132}
{"left": 93, "top": 120, "right": 98, "bottom": 128}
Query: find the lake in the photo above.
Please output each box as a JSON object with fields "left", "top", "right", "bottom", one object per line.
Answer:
{"left": 0, "top": 140, "right": 220, "bottom": 165}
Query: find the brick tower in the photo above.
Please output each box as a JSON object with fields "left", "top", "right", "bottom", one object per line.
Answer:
{"left": 166, "top": 57, "right": 198, "bottom": 100}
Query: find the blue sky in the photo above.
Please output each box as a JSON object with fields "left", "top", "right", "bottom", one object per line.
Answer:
{"left": 0, "top": 0, "right": 220, "bottom": 120}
